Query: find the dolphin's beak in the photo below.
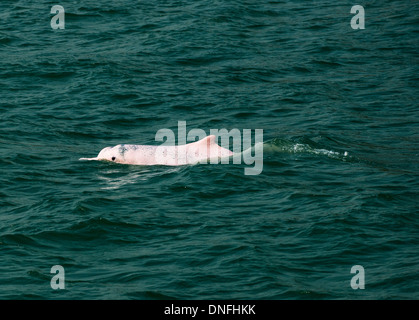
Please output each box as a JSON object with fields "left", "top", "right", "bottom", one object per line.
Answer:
{"left": 79, "top": 157, "right": 99, "bottom": 161}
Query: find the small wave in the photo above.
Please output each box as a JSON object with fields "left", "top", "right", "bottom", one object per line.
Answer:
{"left": 98, "top": 166, "right": 184, "bottom": 190}
{"left": 264, "top": 137, "right": 351, "bottom": 161}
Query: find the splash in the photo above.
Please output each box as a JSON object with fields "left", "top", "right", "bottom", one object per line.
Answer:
{"left": 263, "top": 137, "right": 351, "bottom": 161}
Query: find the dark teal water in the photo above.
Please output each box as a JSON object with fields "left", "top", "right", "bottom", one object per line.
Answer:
{"left": 0, "top": 0, "right": 418, "bottom": 299}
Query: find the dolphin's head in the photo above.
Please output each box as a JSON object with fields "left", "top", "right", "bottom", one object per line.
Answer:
{"left": 97, "top": 146, "right": 119, "bottom": 162}
{"left": 79, "top": 145, "right": 125, "bottom": 163}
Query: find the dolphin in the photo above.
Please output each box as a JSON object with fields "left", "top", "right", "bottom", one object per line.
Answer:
{"left": 79, "top": 135, "right": 234, "bottom": 166}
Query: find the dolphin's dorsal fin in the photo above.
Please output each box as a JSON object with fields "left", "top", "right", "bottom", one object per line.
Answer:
{"left": 190, "top": 135, "right": 233, "bottom": 162}
{"left": 196, "top": 135, "right": 216, "bottom": 146}
{"left": 184, "top": 135, "right": 215, "bottom": 159}
{"left": 194, "top": 135, "right": 217, "bottom": 154}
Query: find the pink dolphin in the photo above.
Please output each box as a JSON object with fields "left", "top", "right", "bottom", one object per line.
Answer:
{"left": 79, "top": 135, "right": 233, "bottom": 166}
